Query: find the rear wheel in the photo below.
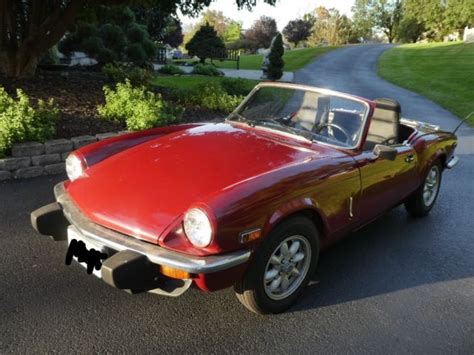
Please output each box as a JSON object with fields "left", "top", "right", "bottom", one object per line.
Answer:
{"left": 405, "top": 161, "right": 442, "bottom": 217}
{"left": 234, "top": 216, "right": 319, "bottom": 314}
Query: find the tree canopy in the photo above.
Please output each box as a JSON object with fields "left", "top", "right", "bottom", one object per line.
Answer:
{"left": 133, "top": 6, "right": 183, "bottom": 48}
{"left": 183, "top": 10, "right": 242, "bottom": 48}
{"left": 352, "top": 0, "right": 474, "bottom": 43}
{"left": 283, "top": 19, "right": 313, "bottom": 47}
{"left": 304, "top": 7, "right": 360, "bottom": 46}
{"left": 245, "top": 16, "right": 278, "bottom": 49}
{"left": 0, "top": 0, "right": 276, "bottom": 78}
{"left": 351, "top": 0, "right": 402, "bottom": 43}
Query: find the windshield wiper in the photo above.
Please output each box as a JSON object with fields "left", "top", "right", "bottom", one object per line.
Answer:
{"left": 227, "top": 113, "right": 256, "bottom": 127}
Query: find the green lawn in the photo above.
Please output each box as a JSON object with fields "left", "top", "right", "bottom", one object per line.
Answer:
{"left": 174, "top": 46, "right": 341, "bottom": 71}
{"left": 151, "top": 75, "right": 258, "bottom": 91}
{"left": 378, "top": 42, "right": 474, "bottom": 124}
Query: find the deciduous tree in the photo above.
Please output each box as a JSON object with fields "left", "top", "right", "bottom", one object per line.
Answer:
{"left": 245, "top": 16, "right": 278, "bottom": 48}
{"left": 283, "top": 19, "right": 313, "bottom": 47}
{"left": 396, "top": 16, "right": 424, "bottom": 43}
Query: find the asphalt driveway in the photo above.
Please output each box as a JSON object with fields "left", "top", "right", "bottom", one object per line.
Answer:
{"left": 1, "top": 45, "right": 473, "bottom": 353}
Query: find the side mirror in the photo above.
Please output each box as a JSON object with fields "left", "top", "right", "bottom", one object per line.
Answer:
{"left": 373, "top": 144, "right": 397, "bottom": 161}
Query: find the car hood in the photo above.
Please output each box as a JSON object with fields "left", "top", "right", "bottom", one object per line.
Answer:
{"left": 66, "top": 123, "right": 321, "bottom": 244}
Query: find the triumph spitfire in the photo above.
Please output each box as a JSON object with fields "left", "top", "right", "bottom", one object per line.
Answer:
{"left": 31, "top": 83, "right": 459, "bottom": 314}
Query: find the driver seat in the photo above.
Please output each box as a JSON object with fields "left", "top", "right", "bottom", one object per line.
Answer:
{"left": 364, "top": 98, "right": 401, "bottom": 150}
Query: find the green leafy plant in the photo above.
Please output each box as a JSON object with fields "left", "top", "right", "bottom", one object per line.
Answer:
{"left": 220, "top": 77, "right": 254, "bottom": 96}
{"left": 191, "top": 64, "right": 223, "bottom": 76}
{"left": 59, "top": 6, "right": 156, "bottom": 67}
{"left": 178, "top": 81, "right": 243, "bottom": 113}
{"left": 0, "top": 87, "right": 60, "bottom": 156}
{"left": 158, "top": 64, "right": 185, "bottom": 75}
{"left": 98, "top": 80, "right": 183, "bottom": 131}
{"left": 102, "top": 63, "right": 153, "bottom": 86}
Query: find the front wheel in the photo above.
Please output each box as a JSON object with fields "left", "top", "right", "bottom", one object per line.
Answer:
{"left": 405, "top": 161, "right": 442, "bottom": 217}
{"left": 234, "top": 216, "right": 319, "bottom": 314}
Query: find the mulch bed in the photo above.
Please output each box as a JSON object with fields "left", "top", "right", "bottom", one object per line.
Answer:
{"left": 0, "top": 68, "right": 226, "bottom": 139}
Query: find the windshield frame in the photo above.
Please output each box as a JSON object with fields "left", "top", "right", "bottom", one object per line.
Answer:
{"left": 227, "top": 82, "right": 372, "bottom": 150}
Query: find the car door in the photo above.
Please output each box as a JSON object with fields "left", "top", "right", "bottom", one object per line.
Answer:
{"left": 352, "top": 144, "right": 419, "bottom": 223}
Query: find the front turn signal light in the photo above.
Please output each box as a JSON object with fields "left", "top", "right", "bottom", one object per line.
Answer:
{"left": 159, "top": 265, "right": 191, "bottom": 279}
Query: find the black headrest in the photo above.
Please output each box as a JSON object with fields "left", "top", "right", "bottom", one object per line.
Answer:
{"left": 374, "top": 98, "right": 401, "bottom": 114}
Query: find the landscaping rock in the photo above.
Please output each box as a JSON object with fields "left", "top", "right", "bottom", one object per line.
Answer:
{"left": 61, "top": 152, "right": 72, "bottom": 161}
{"left": 44, "top": 139, "right": 73, "bottom": 154}
{"left": 96, "top": 132, "right": 118, "bottom": 140}
{"left": 0, "top": 157, "right": 31, "bottom": 171}
{"left": 71, "top": 135, "right": 97, "bottom": 149}
{"left": 44, "top": 163, "right": 66, "bottom": 175}
{"left": 14, "top": 166, "right": 44, "bottom": 179}
{"left": 11, "top": 142, "right": 44, "bottom": 157}
{"left": 0, "top": 170, "right": 12, "bottom": 181}
{"left": 31, "top": 154, "right": 60, "bottom": 166}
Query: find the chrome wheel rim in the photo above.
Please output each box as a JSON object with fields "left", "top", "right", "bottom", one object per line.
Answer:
{"left": 423, "top": 165, "right": 440, "bottom": 206}
{"left": 263, "top": 235, "right": 311, "bottom": 301}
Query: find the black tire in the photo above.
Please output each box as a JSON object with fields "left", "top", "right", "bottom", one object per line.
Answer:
{"left": 234, "top": 215, "right": 320, "bottom": 314}
{"left": 405, "top": 160, "right": 442, "bottom": 217}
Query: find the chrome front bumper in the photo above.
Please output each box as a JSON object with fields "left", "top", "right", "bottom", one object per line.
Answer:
{"left": 51, "top": 182, "right": 251, "bottom": 274}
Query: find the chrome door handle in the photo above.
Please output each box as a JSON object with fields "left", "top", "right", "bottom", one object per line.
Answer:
{"left": 405, "top": 154, "right": 415, "bottom": 163}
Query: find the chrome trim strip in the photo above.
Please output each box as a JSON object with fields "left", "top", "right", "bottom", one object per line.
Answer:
{"left": 446, "top": 155, "right": 459, "bottom": 169}
{"left": 349, "top": 196, "right": 353, "bottom": 218}
{"left": 54, "top": 182, "right": 251, "bottom": 274}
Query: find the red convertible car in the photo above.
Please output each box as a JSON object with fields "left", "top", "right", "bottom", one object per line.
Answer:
{"left": 31, "top": 83, "right": 459, "bottom": 314}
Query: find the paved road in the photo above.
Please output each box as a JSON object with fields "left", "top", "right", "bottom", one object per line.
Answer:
{"left": 2, "top": 45, "right": 473, "bottom": 353}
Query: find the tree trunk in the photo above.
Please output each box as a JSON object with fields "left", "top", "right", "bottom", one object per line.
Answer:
{"left": 0, "top": 0, "right": 89, "bottom": 78}
{"left": 0, "top": 49, "right": 40, "bottom": 78}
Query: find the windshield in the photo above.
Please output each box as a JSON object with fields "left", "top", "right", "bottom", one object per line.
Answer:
{"left": 229, "top": 85, "right": 369, "bottom": 148}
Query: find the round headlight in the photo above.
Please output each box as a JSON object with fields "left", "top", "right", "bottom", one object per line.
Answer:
{"left": 65, "top": 154, "right": 86, "bottom": 182}
{"left": 183, "top": 208, "right": 213, "bottom": 248}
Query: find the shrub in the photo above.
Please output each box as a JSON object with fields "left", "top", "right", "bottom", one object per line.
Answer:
{"left": 102, "top": 63, "right": 152, "bottom": 86}
{"left": 220, "top": 77, "right": 254, "bottom": 97}
{"left": 98, "top": 80, "right": 183, "bottom": 131}
{"left": 58, "top": 6, "right": 156, "bottom": 67}
{"left": 191, "top": 64, "right": 223, "bottom": 77}
{"left": 158, "top": 64, "right": 185, "bottom": 75}
{"left": 267, "top": 32, "right": 284, "bottom": 81}
{"left": 179, "top": 81, "right": 243, "bottom": 113}
{"left": 40, "top": 46, "right": 60, "bottom": 65}
{"left": 0, "top": 87, "right": 60, "bottom": 157}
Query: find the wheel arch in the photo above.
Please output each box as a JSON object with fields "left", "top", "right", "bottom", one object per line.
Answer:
{"left": 262, "top": 199, "right": 328, "bottom": 243}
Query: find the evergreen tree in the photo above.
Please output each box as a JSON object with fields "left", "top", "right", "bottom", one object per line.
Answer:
{"left": 59, "top": 6, "right": 156, "bottom": 66}
{"left": 185, "top": 23, "right": 226, "bottom": 64}
{"left": 267, "top": 33, "right": 284, "bottom": 81}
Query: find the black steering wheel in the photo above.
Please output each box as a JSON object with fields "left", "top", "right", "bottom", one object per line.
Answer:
{"left": 316, "top": 123, "right": 351, "bottom": 144}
